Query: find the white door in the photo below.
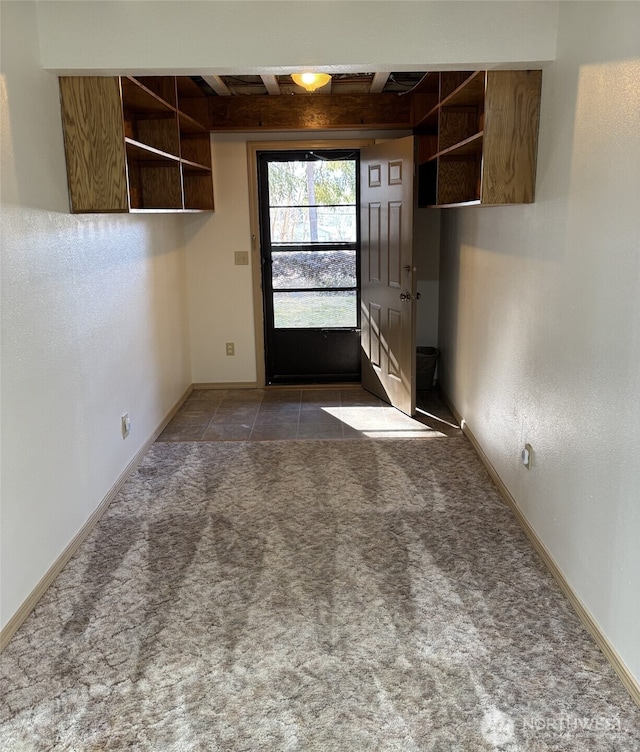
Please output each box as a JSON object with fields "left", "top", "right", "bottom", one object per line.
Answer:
{"left": 360, "top": 136, "right": 416, "bottom": 416}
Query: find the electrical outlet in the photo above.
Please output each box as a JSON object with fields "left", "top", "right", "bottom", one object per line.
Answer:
{"left": 521, "top": 443, "right": 533, "bottom": 470}
{"left": 226, "top": 342, "right": 235, "bottom": 356}
{"left": 121, "top": 412, "right": 131, "bottom": 439}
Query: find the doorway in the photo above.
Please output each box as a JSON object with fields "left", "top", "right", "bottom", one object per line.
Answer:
{"left": 257, "top": 149, "right": 360, "bottom": 384}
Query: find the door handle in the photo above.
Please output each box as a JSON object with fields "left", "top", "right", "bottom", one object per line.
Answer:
{"left": 400, "top": 292, "right": 412, "bottom": 301}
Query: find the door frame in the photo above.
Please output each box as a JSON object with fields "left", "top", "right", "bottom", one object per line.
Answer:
{"left": 247, "top": 139, "right": 375, "bottom": 387}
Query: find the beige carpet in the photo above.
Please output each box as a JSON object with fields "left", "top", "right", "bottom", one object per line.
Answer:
{"left": 1, "top": 438, "right": 639, "bottom": 750}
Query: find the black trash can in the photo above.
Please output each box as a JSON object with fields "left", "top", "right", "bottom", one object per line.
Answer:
{"left": 416, "top": 347, "right": 439, "bottom": 390}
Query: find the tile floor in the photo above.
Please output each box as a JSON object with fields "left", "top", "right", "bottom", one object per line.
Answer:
{"left": 157, "top": 386, "right": 461, "bottom": 442}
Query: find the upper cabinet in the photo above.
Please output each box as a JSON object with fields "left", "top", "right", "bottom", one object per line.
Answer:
{"left": 59, "top": 76, "right": 214, "bottom": 213}
{"left": 58, "top": 70, "right": 539, "bottom": 213}
{"left": 413, "top": 70, "right": 542, "bottom": 207}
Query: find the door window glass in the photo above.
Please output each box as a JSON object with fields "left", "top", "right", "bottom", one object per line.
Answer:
{"left": 262, "top": 154, "right": 359, "bottom": 330}
{"left": 273, "top": 290, "right": 358, "bottom": 328}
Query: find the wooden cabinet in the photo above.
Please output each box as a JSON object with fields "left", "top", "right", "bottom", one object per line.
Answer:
{"left": 59, "top": 76, "right": 214, "bottom": 213}
{"left": 413, "top": 70, "right": 542, "bottom": 207}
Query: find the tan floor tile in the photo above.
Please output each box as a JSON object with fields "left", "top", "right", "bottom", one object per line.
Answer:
{"left": 250, "top": 424, "right": 299, "bottom": 440}
{"left": 201, "top": 424, "right": 253, "bottom": 441}
{"left": 157, "top": 422, "right": 208, "bottom": 441}
{"left": 254, "top": 407, "right": 300, "bottom": 425}
{"left": 158, "top": 387, "right": 459, "bottom": 444}
{"left": 188, "top": 390, "right": 227, "bottom": 405}
{"left": 296, "top": 424, "right": 344, "bottom": 439}
{"left": 339, "top": 389, "right": 383, "bottom": 407}
{"left": 301, "top": 389, "right": 341, "bottom": 407}
{"left": 222, "top": 389, "right": 264, "bottom": 404}
{"left": 211, "top": 406, "right": 260, "bottom": 424}
{"left": 298, "top": 408, "right": 341, "bottom": 424}
{"left": 261, "top": 389, "right": 302, "bottom": 403}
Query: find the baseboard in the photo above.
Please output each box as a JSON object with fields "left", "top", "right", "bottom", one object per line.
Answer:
{"left": 192, "top": 382, "right": 363, "bottom": 391}
{"left": 440, "top": 390, "right": 640, "bottom": 708}
{"left": 192, "top": 381, "right": 260, "bottom": 390}
{"left": 0, "top": 384, "right": 193, "bottom": 652}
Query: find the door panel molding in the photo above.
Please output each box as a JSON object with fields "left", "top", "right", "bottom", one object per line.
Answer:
{"left": 368, "top": 202, "right": 381, "bottom": 282}
{"left": 369, "top": 302, "right": 381, "bottom": 368}
{"left": 388, "top": 159, "right": 403, "bottom": 185}
{"left": 388, "top": 308, "right": 402, "bottom": 380}
{"left": 388, "top": 201, "right": 403, "bottom": 288}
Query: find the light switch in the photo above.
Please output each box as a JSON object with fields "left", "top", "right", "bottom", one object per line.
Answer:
{"left": 234, "top": 251, "right": 249, "bottom": 266}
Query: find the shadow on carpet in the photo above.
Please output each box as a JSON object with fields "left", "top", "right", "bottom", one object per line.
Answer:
{"left": 2, "top": 439, "right": 639, "bottom": 750}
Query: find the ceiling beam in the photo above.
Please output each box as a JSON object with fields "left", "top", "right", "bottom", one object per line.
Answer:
{"left": 201, "top": 75, "right": 232, "bottom": 96}
{"left": 261, "top": 75, "right": 281, "bottom": 95}
{"left": 205, "top": 93, "right": 412, "bottom": 131}
{"left": 370, "top": 72, "right": 391, "bottom": 94}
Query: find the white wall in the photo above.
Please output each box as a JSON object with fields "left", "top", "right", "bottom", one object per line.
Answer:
{"left": 185, "top": 136, "right": 257, "bottom": 384}
{"left": 438, "top": 2, "right": 640, "bottom": 683}
{"left": 0, "top": 2, "right": 192, "bottom": 630}
{"left": 414, "top": 208, "right": 441, "bottom": 349}
{"left": 37, "top": 1, "right": 559, "bottom": 74}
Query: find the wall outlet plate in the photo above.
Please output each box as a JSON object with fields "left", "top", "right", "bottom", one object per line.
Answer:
{"left": 121, "top": 412, "right": 131, "bottom": 439}
{"left": 522, "top": 443, "right": 533, "bottom": 469}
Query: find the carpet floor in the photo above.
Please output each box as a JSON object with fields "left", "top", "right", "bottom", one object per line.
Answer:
{"left": 1, "top": 438, "right": 639, "bottom": 750}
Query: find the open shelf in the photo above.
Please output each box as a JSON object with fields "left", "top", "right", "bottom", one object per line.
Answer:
{"left": 431, "top": 199, "right": 481, "bottom": 209}
{"left": 125, "top": 138, "right": 180, "bottom": 164}
{"left": 183, "top": 171, "right": 215, "bottom": 211}
{"left": 415, "top": 69, "right": 542, "bottom": 208}
{"left": 131, "top": 76, "right": 177, "bottom": 107}
{"left": 128, "top": 161, "right": 182, "bottom": 211}
{"left": 59, "top": 76, "right": 215, "bottom": 213}
{"left": 434, "top": 131, "right": 483, "bottom": 159}
{"left": 437, "top": 155, "right": 481, "bottom": 205}
{"left": 181, "top": 159, "right": 212, "bottom": 173}
{"left": 440, "top": 71, "right": 475, "bottom": 99}
{"left": 121, "top": 77, "right": 176, "bottom": 115}
{"left": 178, "top": 110, "right": 207, "bottom": 134}
{"left": 439, "top": 71, "right": 485, "bottom": 108}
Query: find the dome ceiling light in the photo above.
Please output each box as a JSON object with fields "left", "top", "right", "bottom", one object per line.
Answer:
{"left": 291, "top": 72, "right": 331, "bottom": 92}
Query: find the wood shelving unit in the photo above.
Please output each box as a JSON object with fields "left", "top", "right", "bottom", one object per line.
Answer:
{"left": 59, "top": 76, "right": 214, "bottom": 213}
{"left": 414, "top": 70, "right": 542, "bottom": 207}
{"left": 176, "top": 77, "right": 214, "bottom": 212}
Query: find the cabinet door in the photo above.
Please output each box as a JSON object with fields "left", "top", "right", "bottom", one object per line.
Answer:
{"left": 59, "top": 77, "right": 128, "bottom": 213}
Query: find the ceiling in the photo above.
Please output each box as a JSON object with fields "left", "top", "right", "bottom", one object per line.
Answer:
{"left": 195, "top": 72, "right": 427, "bottom": 97}
{"left": 185, "top": 71, "right": 439, "bottom": 131}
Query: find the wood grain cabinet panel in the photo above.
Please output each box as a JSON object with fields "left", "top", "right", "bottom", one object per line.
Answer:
{"left": 58, "top": 76, "right": 214, "bottom": 213}
{"left": 59, "top": 77, "right": 129, "bottom": 213}
{"left": 414, "top": 69, "right": 542, "bottom": 208}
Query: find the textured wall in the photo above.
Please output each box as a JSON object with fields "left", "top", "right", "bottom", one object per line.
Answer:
{"left": 0, "top": 2, "right": 191, "bottom": 629}
{"left": 438, "top": 2, "right": 640, "bottom": 682}
{"left": 185, "top": 137, "right": 257, "bottom": 384}
{"left": 415, "top": 209, "right": 441, "bottom": 349}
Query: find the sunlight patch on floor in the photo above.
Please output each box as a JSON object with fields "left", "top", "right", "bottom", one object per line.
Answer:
{"left": 322, "top": 406, "right": 446, "bottom": 438}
